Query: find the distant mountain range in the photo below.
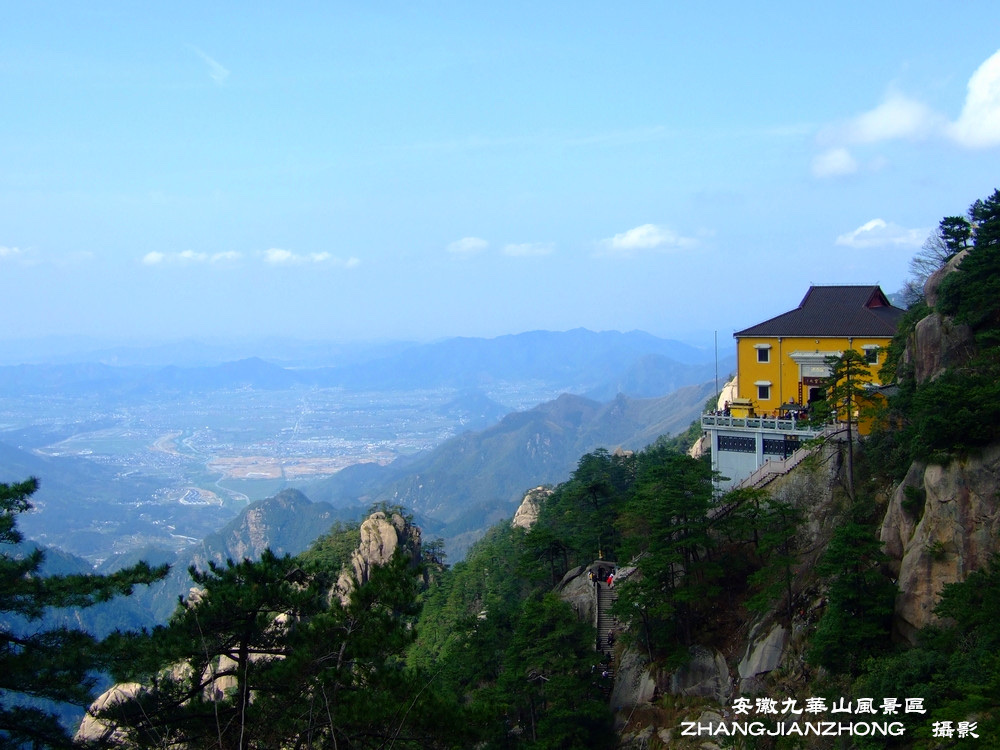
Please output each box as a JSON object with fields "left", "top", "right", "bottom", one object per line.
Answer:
{"left": 0, "top": 329, "right": 733, "bottom": 399}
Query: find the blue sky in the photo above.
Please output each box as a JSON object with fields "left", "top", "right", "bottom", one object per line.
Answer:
{"left": 2, "top": 2, "right": 999, "bottom": 349}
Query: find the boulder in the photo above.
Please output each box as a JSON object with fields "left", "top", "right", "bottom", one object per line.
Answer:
{"left": 738, "top": 623, "right": 787, "bottom": 691}
{"left": 336, "top": 510, "right": 421, "bottom": 601}
{"left": 909, "top": 312, "right": 975, "bottom": 384}
{"left": 75, "top": 683, "right": 145, "bottom": 745}
{"left": 511, "top": 486, "right": 551, "bottom": 530}
{"left": 924, "top": 250, "right": 967, "bottom": 309}
{"left": 555, "top": 565, "right": 596, "bottom": 624}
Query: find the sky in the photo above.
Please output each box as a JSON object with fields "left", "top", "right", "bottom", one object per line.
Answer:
{"left": 2, "top": 2, "right": 999, "bottom": 351}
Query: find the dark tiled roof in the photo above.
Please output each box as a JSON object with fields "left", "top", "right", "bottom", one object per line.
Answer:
{"left": 734, "top": 285, "right": 906, "bottom": 338}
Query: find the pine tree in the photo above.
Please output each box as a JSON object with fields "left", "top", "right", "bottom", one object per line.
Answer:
{"left": 97, "top": 547, "right": 455, "bottom": 749}
{"left": 807, "top": 501, "right": 895, "bottom": 674}
{"left": 613, "top": 449, "right": 719, "bottom": 664}
{"left": 0, "top": 478, "right": 167, "bottom": 749}
{"left": 493, "top": 593, "right": 613, "bottom": 749}
{"left": 745, "top": 494, "right": 803, "bottom": 625}
{"left": 818, "top": 349, "right": 877, "bottom": 499}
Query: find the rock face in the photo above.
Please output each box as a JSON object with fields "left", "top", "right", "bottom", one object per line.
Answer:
{"left": 880, "top": 443, "right": 1000, "bottom": 643}
{"left": 738, "top": 623, "right": 787, "bottom": 693}
{"left": 610, "top": 648, "right": 658, "bottom": 709}
{"left": 924, "top": 249, "right": 967, "bottom": 309}
{"left": 878, "top": 251, "right": 1000, "bottom": 643}
{"left": 555, "top": 565, "right": 597, "bottom": 625}
{"left": 899, "top": 250, "right": 976, "bottom": 385}
{"left": 80, "top": 510, "right": 426, "bottom": 743}
{"left": 667, "top": 646, "right": 732, "bottom": 704}
{"left": 337, "top": 511, "right": 421, "bottom": 598}
{"left": 688, "top": 432, "right": 710, "bottom": 460}
{"left": 511, "top": 486, "right": 552, "bottom": 530}
{"left": 75, "top": 684, "right": 146, "bottom": 745}
{"left": 907, "top": 312, "right": 975, "bottom": 384}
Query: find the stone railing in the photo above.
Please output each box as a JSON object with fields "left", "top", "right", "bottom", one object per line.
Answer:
{"left": 701, "top": 413, "right": 829, "bottom": 434}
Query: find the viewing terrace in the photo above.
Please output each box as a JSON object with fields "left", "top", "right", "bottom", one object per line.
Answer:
{"left": 700, "top": 412, "right": 829, "bottom": 436}
{"left": 701, "top": 412, "right": 826, "bottom": 437}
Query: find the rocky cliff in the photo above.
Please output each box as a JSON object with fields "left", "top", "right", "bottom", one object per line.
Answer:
{"left": 581, "top": 255, "right": 1000, "bottom": 741}
{"left": 878, "top": 260, "right": 1000, "bottom": 642}
{"left": 335, "top": 509, "right": 422, "bottom": 600}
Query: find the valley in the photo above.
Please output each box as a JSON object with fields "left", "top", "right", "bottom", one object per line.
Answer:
{"left": 0, "top": 330, "right": 727, "bottom": 567}
{"left": 0, "top": 384, "right": 524, "bottom": 563}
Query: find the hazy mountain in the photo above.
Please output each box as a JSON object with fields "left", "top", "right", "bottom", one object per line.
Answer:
{"left": 0, "top": 336, "right": 416, "bottom": 368}
{"left": 0, "top": 329, "right": 725, "bottom": 398}
{"left": 434, "top": 390, "right": 511, "bottom": 431}
{"left": 306, "top": 379, "right": 718, "bottom": 557}
{"left": 584, "top": 352, "right": 734, "bottom": 401}
{"left": 311, "top": 328, "right": 719, "bottom": 391}
{"left": 96, "top": 489, "right": 352, "bottom": 625}
{"left": 0, "top": 442, "right": 167, "bottom": 560}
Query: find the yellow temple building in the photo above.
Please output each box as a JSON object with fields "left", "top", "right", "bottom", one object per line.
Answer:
{"left": 703, "top": 285, "right": 905, "bottom": 489}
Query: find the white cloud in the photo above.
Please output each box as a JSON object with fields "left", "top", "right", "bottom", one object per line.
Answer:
{"left": 0, "top": 246, "right": 24, "bottom": 259}
{"left": 262, "top": 248, "right": 358, "bottom": 267}
{"left": 598, "top": 224, "right": 696, "bottom": 256}
{"left": 142, "top": 248, "right": 354, "bottom": 268}
{"left": 947, "top": 49, "right": 1000, "bottom": 148}
{"left": 812, "top": 50, "right": 1000, "bottom": 179}
{"left": 264, "top": 248, "right": 294, "bottom": 264}
{"left": 143, "top": 250, "right": 242, "bottom": 265}
{"left": 502, "top": 242, "right": 554, "bottom": 257}
{"left": 190, "top": 45, "right": 230, "bottom": 85}
{"left": 446, "top": 237, "right": 488, "bottom": 256}
{"left": 837, "top": 93, "right": 943, "bottom": 145}
{"left": 812, "top": 147, "right": 858, "bottom": 178}
{"left": 835, "top": 219, "right": 927, "bottom": 249}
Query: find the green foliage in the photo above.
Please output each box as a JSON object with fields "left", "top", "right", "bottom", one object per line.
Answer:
{"left": 904, "top": 361, "right": 1000, "bottom": 460}
{"left": 523, "top": 448, "right": 634, "bottom": 580}
{"left": 408, "top": 522, "right": 529, "bottom": 677}
{"left": 807, "top": 500, "right": 895, "bottom": 674}
{"left": 296, "top": 519, "right": 361, "bottom": 578}
{"left": 878, "top": 299, "right": 928, "bottom": 385}
{"left": 745, "top": 494, "right": 804, "bottom": 624}
{"left": 613, "top": 449, "right": 723, "bottom": 664}
{"left": 939, "top": 188, "right": 1000, "bottom": 346}
{"left": 0, "top": 478, "right": 167, "bottom": 749}
{"left": 409, "top": 520, "right": 614, "bottom": 748}
{"left": 657, "top": 415, "right": 706, "bottom": 456}
{"left": 100, "top": 545, "right": 461, "bottom": 748}
{"left": 491, "top": 593, "right": 613, "bottom": 748}
{"left": 855, "top": 555, "right": 1000, "bottom": 746}
{"left": 901, "top": 484, "right": 926, "bottom": 519}
{"left": 820, "top": 348, "right": 878, "bottom": 424}
{"left": 869, "top": 188, "right": 1000, "bottom": 469}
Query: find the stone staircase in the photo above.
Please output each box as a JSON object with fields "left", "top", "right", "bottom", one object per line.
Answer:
{"left": 733, "top": 423, "right": 844, "bottom": 491}
{"left": 595, "top": 578, "right": 618, "bottom": 694}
